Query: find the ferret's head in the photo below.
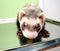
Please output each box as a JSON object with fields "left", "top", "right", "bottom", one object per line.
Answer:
{"left": 18, "top": 4, "right": 45, "bottom": 39}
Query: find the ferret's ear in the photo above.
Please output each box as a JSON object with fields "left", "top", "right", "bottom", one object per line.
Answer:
{"left": 18, "top": 10, "right": 26, "bottom": 21}
{"left": 39, "top": 13, "right": 45, "bottom": 22}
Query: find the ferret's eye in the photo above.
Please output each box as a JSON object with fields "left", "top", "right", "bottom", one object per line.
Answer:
{"left": 23, "top": 22, "right": 27, "bottom": 27}
{"left": 35, "top": 24, "right": 40, "bottom": 32}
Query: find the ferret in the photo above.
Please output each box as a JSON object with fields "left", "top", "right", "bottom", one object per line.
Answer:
{"left": 16, "top": 3, "right": 49, "bottom": 45}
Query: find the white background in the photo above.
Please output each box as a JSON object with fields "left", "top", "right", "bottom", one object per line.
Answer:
{"left": 39, "top": 0, "right": 60, "bottom": 22}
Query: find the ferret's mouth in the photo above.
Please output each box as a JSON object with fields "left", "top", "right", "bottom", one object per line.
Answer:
{"left": 22, "top": 29, "right": 38, "bottom": 39}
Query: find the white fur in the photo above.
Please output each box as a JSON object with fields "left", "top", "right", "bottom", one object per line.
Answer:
{"left": 20, "top": 17, "right": 28, "bottom": 27}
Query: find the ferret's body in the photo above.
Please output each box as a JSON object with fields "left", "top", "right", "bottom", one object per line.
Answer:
{"left": 16, "top": 4, "right": 49, "bottom": 45}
